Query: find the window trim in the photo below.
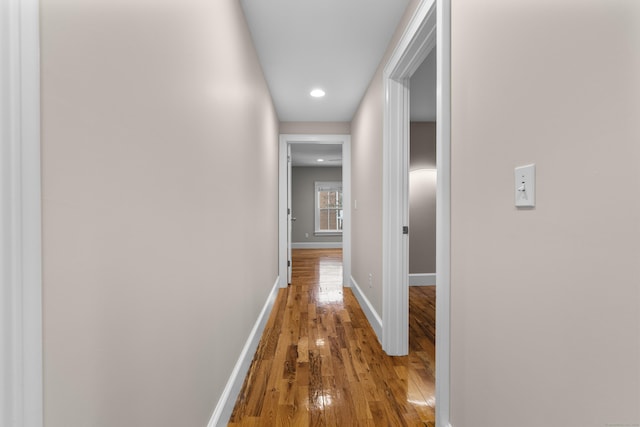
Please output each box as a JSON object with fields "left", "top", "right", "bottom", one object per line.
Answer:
{"left": 314, "top": 181, "right": 343, "bottom": 235}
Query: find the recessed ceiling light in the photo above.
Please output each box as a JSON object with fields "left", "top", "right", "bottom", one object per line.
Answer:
{"left": 310, "top": 88, "right": 325, "bottom": 98}
{"left": 317, "top": 158, "right": 325, "bottom": 162}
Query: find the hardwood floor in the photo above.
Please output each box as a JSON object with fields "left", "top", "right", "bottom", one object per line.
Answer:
{"left": 229, "top": 249, "right": 436, "bottom": 426}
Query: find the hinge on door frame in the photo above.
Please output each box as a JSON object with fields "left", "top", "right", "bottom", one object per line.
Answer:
{"left": 403, "top": 226, "right": 409, "bottom": 235}
{"left": 288, "top": 208, "right": 290, "bottom": 215}
{"left": 288, "top": 260, "right": 291, "bottom": 267}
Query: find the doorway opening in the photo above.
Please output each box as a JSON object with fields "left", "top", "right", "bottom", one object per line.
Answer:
{"left": 408, "top": 45, "right": 437, "bottom": 313}
{"left": 381, "top": 0, "right": 450, "bottom": 426}
{"left": 278, "top": 134, "right": 351, "bottom": 289}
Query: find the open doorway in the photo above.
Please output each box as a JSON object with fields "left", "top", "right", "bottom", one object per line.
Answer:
{"left": 278, "top": 134, "right": 351, "bottom": 289}
{"left": 409, "top": 48, "right": 437, "bottom": 285}
{"left": 290, "top": 143, "right": 343, "bottom": 251}
{"left": 408, "top": 46, "right": 437, "bottom": 372}
{"left": 290, "top": 144, "right": 343, "bottom": 281}
{"left": 407, "top": 48, "right": 438, "bottom": 418}
{"left": 381, "top": 0, "right": 451, "bottom": 425}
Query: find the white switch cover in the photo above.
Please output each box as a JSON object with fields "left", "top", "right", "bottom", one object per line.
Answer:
{"left": 515, "top": 164, "right": 535, "bottom": 207}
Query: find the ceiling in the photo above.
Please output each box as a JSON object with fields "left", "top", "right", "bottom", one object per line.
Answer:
{"left": 240, "top": 0, "right": 411, "bottom": 122}
{"left": 291, "top": 144, "right": 342, "bottom": 167}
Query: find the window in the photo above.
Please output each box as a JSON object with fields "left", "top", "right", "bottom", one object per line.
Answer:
{"left": 315, "top": 181, "right": 343, "bottom": 234}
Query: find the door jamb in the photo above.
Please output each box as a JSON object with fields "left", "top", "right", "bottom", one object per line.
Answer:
{"left": 382, "top": 0, "right": 450, "bottom": 426}
{"left": 278, "top": 134, "right": 351, "bottom": 288}
{"left": 1, "top": 0, "right": 43, "bottom": 425}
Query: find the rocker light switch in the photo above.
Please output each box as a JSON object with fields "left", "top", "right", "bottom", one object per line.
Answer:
{"left": 515, "top": 164, "right": 535, "bottom": 208}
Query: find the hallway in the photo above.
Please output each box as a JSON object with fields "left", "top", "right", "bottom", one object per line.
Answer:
{"left": 229, "top": 249, "right": 436, "bottom": 426}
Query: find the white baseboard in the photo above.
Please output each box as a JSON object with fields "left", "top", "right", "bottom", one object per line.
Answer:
{"left": 291, "top": 242, "right": 342, "bottom": 249}
{"left": 349, "top": 276, "right": 383, "bottom": 342}
{"left": 207, "top": 277, "right": 280, "bottom": 427}
{"left": 409, "top": 273, "right": 436, "bottom": 286}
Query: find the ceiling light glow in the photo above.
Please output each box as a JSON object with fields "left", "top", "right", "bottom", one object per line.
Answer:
{"left": 310, "top": 88, "right": 326, "bottom": 98}
{"left": 317, "top": 158, "right": 325, "bottom": 162}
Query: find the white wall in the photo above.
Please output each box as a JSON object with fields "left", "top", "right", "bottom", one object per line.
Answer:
{"left": 450, "top": 1, "right": 640, "bottom": 426}
{"left": 40, "top": 0, "right": 279, "bottom": 425}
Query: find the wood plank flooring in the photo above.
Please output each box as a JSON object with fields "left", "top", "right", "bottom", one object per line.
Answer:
{"left": 229, "top": 249, "right": 436, "bottom": 426}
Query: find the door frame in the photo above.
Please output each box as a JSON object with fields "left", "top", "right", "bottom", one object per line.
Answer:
{"left": 1, "top": 0, "right": 43, "bottom": 425}
{"left": 382, "top": 0, "right": 450, "bottom": 426}
{"left": 278, "top": 134, "right": 351, "bottom": 288}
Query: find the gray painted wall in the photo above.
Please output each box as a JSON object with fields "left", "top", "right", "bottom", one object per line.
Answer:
{"left": 409, "top": 122, "right": 436, "bottom": 274}
{"left": 291, "top": 167, "right": 343, "bottom": 244}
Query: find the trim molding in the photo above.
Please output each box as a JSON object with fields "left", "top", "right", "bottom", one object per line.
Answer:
{"left": 382, "top": 0, "right": 437, "bottom": 356}
{"left": 435, "top": 2, "right": 452, "bottom": 427}
{"left": 349, "top": 276, "right": 383, "bottom": 342}
{"left": 409, "top": 273, "right": 436, "bottom": 286}
{"left": 291, "top": 242, "right": 342, "bottom": 249}
{"left": 207, "top": 277, "right": 280, "bottom": 427}
{"left": 1, "top": 0, "right": 43, "bottom": 425}
{"left": 382, "top": 0, "right": 451, "bottom": 426}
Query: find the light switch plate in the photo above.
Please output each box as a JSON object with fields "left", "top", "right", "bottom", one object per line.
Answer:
{"left": 515, "top": 164, "right": 535, "bottom": 207}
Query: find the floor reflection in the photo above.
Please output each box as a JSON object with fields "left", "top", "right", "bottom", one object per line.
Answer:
{"left": 317, "top": 253, "right": 343, "bottom": 304}
{"left": 229, "top": 248, "right": 437, "bottom": 426}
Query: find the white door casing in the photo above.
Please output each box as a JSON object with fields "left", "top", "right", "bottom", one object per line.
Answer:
{"left": 278, "top": 135, "right": 351, "bottom": 288}
{"left": 287, "top": 144, "right": 293, "bottom": 283}
{"left": 1, "top": 0, "right": 43, "bottom": 426}
{"left": 382, "top": 0, "right": 451, "bottom": 426}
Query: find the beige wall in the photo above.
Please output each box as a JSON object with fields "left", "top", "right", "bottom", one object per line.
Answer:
{"left": 353, "top": 0, "right": 639, "bottom": 425}
{"left": 409, "top": 122, "right": 436, "bottom": 274}
{"left": 450, "top": 1, "right": 640, "bottom": 426}
{"left": 40, "top": 1, "right": 279, "bottom": 426}
{"left": 279, "top": 121, "right": 351, "bottom": 135}
{"left": 291, "top": 167, "right": 343, "bottom": 244}
{"left": 351, "top": 0, "right": 421, "bottom": 315}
